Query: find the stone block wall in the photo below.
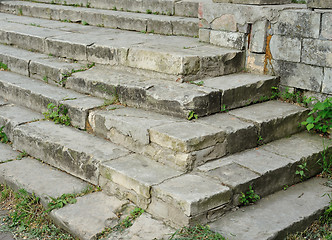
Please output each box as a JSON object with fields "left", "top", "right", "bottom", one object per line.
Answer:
{"left": 199, "top": 2, "right": 332, "bottom": 98}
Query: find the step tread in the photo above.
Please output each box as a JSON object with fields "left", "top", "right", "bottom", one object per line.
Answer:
{"left": 209, "top": 177, "right": 331, "bottom": 240}
{"left": 0, "top": 0, "right": 199, "bottom": 37}
{"left": 0, "top": 157, "right": 90, "bottom": 206}
{"left": 0, "top": 70, "right": 104, "bottom": 128}
{"left": 0, "top": 143, "right": 19, "bottom": 162}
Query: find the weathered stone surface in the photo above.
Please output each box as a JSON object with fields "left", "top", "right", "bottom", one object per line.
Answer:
{"left": 200, "top": 73, "right": 279, "bottom": 109}
{"left": 210, "top": 177, "right": 331, "bottom": 240}
{"left": 99, "top": 154, "right": 182, "bottom": 203}
{"left": 210, "top": 30, "right": 245, "bottom": 50}
{"left": 211, "top": 14, "right": 237, "bottom": 31}
{"left": 106, "top": 213, "right": 174, "bottom": 240}
{"left": 175, "top": 0, "right": 199, "bottom": 17}
{"left": 12, "top": 121, "right": 129, "bottom": 184}
{"left": 196, "top": 113, "right": 258, "bottom": 155}
{"left": 272, "top": 10, "right": 320, "bottom": 38}
{"left": 322, "top": 67, "right": 332, "bottom": 94}
{"left": 67, "top": 66, "right": 221, "bottom": 118}
{"left": 308, "top": 0, "right": 332, "bottom": 8}
{"left": 51, "top": 192, "right": 128, "bottom": 240}
{"left": 246, "top": 52, "right": 265, "bottom": 74}
{"left": 150, "top": 174, "right": 231, "bottom": 223}
{"left": 150, "top": 122, "right": 225, "bottom": 153}
{"left": 250, "top": 20, "right": 267, "bottom": 53}
{"left": 0, "top": 158, "right": 89, "bottom": 206}
{"left": 0, "top": 44, "right": 30, "bottom": 76}
{"left": 0, "top": 104, "right": 42, "bottom": 141}
{"left": 0, "top": 71, "right": 104, "bottom": 129}
{"left": 273, "top": 61, "right": 323, "bottom": 92}
{"left": 89, "top": 106, "right": 182, "bottom": 145}
{"left": 229, "top": 101, "right": 308, "bottom": 143}
{"left": 321, "top": 13, "right": 332, "bottom": 40}
{"left": 213, "top": 0, "right": 290, "bottom": 4}
{"left": 302, "top": 38, "right": 332, "bottom": 67}
{"left": 270, "top": 35, "right": 301, "bottom": 62}
{"left": 0, "top": 143, "right": 18, "bottom": 162}
{"left": 199, "top": 28, "right": 210, "bottom": 43}
{"left": 0, "top": 98, "right": 8, "bottom": 107}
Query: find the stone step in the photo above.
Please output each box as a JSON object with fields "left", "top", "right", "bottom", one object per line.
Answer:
{"left": 0, "top": 1, "right": 199, "bottom": 37}
{"left": 101, "top": 132, "right": 331, "bottom": 226}
{"left": 0, "top": 12, "right": 244, "bottom": 80}
{"left": 89, "top": 100, "right": 308, "bottom": 171}
{"left": 0, "top": 44, "right": 84, "bottom": 86}
{"left": 0, "top": 70, "right": 104, "bottom": 129}
{"left": 209, "top": 177, "right": 331, "bottom": 240}
{"left": 13, "top": 0, "right": 204, "bottom": 18}
{"left": 0, "top": 143, "right": 130, "bottom": 240}
{"left": 68, "top": 65, "right": 278, "bottom": 118}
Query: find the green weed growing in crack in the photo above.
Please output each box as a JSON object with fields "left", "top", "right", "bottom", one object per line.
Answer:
{"left": 318, "top": 141, "right": 331, "bottom": 177}
{"left": 0, "top": 126, "right": 8, "bottom": 144}
{"left": 239, "top": 185, "right": 260, "bottom": 206}
{"left": 0, "top": 62, "right": 9, "bottom": 71}
{"left": 296, "top": 161, "right": 309, "bottom": 181}
{"left": 257, "top": 135, "right": 264, "bottom": 146}
{"left": 168, "top": 224, "right": 226, "bottom": 240}
{"left": 189, "top": 80, "right": 204, "bottom": 86}
{"left": 60, "top": 62, "right": 95, "bottom": 85}
{"left": 16, "top": 151, "right": 28, "bottom": 160}
{"left": 96, "top": 207, "right": 144, "bottom": 239}
{"left": 220, "top": 104, "right": 228, "bottom": 113}
{"left": 188, "top": 111, "right": 198, "bottom": 120}
{"left": 43, "top": 103, "right": 71, "bottom": 126}
{"left": 46, "top": 193, "right": 77, "bottom": 212}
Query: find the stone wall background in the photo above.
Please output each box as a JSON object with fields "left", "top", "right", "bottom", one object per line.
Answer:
{"left": 199, "top": 2, "right": 332, "bottom": 99}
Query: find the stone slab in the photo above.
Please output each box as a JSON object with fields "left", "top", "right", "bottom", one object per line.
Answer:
{"left": 0, "top": 144, "right": 19, "bottom": 162}
{"left": 302, "top": 38, "right": 332, "bottom": 68}
{"left": 106, "top": 213, "right": 174, "bottom": 240}
{"left": 321, "top": 12, "right": 332, "bottom": 40}
{"left": 51, "top": 192, "right": 128, "bottom": 240}
{"left": 68, "top": 65, "right": 221, "bottom": 118}
{"left": 12, "top": 121, "right": 129, "bottom": 184}
{"left": 209, "top": 177, "right": 331, "bottom": 240}
{"left": 150, "top": 122, "right": 225, "bottom": 153}
{"left": 150, "top": 174, "right": 231, "bottom": 217}
{"left": 200, "top": 73, "right": 279, "bottom": 109}
{"left": 229, "top": 100, "right": 308, "bottom": 143}
{"left": 0, "top": 104, "right": 43, "bottom": 141}
{"left": 213, "top": 0, "right": 290, "bottom": 4}
{"left": 308, "top": 0, "right": 332, "bottom": 9}
{"left": 0, "top": 70, "right": 104, "bottom": 129}
{"left": 270, "top": 35, "right": 301, "bottom": 62}
{"left": 322, "top": 67, "right": 332, "bottom": 94}
{"left": 99, "top": 154, "right": 182, "bottom": 201}
{"left": 0, "top": 158, "right": 89, "bottom": 207}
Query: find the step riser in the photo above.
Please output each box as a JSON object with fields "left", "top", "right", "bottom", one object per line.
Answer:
{"left": 8, "top": 0, "right": 199, "bottom": 17}
{"left": 0, "top": 20, "right": 244, "bottom": 79}
{"left": 0, "top": 1, "right": 199, "bottom": 37}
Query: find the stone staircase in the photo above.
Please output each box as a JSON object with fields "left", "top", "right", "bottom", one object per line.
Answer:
{"left": 0, "top": 0, "right": 331, "bottom": 239}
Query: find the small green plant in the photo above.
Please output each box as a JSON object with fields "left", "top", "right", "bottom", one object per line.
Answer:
{"left": 153, "top": 11, "right": 159, "bottom": 15}
{"left": 86, "top": 2, "right": 91, "bottom": 7}
{"left": 189, "top": 80, "right": 204, "bottom": 86}
{"left": 43, "top": 75, "right": 48, "bottom": 83}
{"left": 257, "top": 135, "right": 264, "bottom": 145}
{"left": 82, "top": 21, "right": 89, "bottom": 25}
{"left": 140, "top": 30, "right": 147, "bottom": 34}
{"left": 318, "top": 141, "right": 331, "bottom": 177}
{"left": 296, "top": 161, "right": 308, "bottom": 181}
{"left": 0, "top": 126, "right": 8, "bottom": 143}
{"left": 43, "top": 103, "right": 71, "bottom": 126}
{"left": 283, "top": 185, "right": 289, "bottom": 190}
{"left": 0, "top": 62, "right": 9, "bottom": 71}
{"left": 146, "top": 9, "right": 152, "bottom": 14}
{"left": 46, "top": 193, "right": 77, "bottom": 212}
{"left": 188, "top": 111, "right": 198, "bottom": 120}
{"left": 239, "top": 186, "right": 260, "bottom": 206}
{"left": 168, "top": 224, "right": 226, "bottom": 240}
{"left": 321, "top": 193, "right": 332, "bottom": 224}
{"left": 16, "top": 151, "right": 28, "bottom": 160}
{"left": 18, "top": 7, "right": 23, "bottom": 15}
{"left": 60, "top": 62, "right": 95, "bottom": 85}
{"left": 96, "top": 207, "right": 144, "bottom": 238}
{"left": 220, "top": 104, "right": 227, "bottom": 113}
{"left": 301, "top": 97, "right": 332, "bottom": 134}
{"left": 112, "top": 6, "right": 117, "bottom": 11}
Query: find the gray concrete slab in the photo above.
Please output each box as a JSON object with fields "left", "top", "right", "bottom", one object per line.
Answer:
{"left": 50, "top": 192, "right": 128, "bottom": 240}
{"left": 0, "top": 158, "right": 90, "bottom": 206}
{"left": 0, "top": 104, "right": 43, "bottom": 141}
{"left": 12, "top": 121, "right": 129, "bottom": 184}
{"left": 209, "top": 177, "right": 331, "bottom": 240}
{"left": 229, "top": 100, "right": 309, "bottom": 143}
{"left": 0, "top": 143, "right": 19, "bottom": 162}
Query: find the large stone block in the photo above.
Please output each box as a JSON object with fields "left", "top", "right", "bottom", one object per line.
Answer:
{"left": 321, "top": 13, "right": 332, "bottom": 40}
{"left": 273, "top": 60, "right": 323, "bottom": 92}
{"left": 250, "top": 20, "right": 268, "bottom": 53}
{"left": 302, "top": 38, "right": 332, "bottom": 67}
{"left": 322, "top": 67, "right": 332, "bottom": 94}
{"left": 272, "top": 10, "right": 320, "bottom": 38}
{"left": 210, "top": 30, "right": 245, "bottom": 50}
{"left": 270, "top": 35, "right": 301, "bottom": 62}
{"left": 307, "top": 0, "right": 332, "bottom": 9}
{"left": 213, "top": 0, "right": 290, "bottom": 4}
{"left": 175, "top": 0, "right": 199, "bottom": 17}
{"left": 211, "top": 14, "right": 237, "bottom": 32}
